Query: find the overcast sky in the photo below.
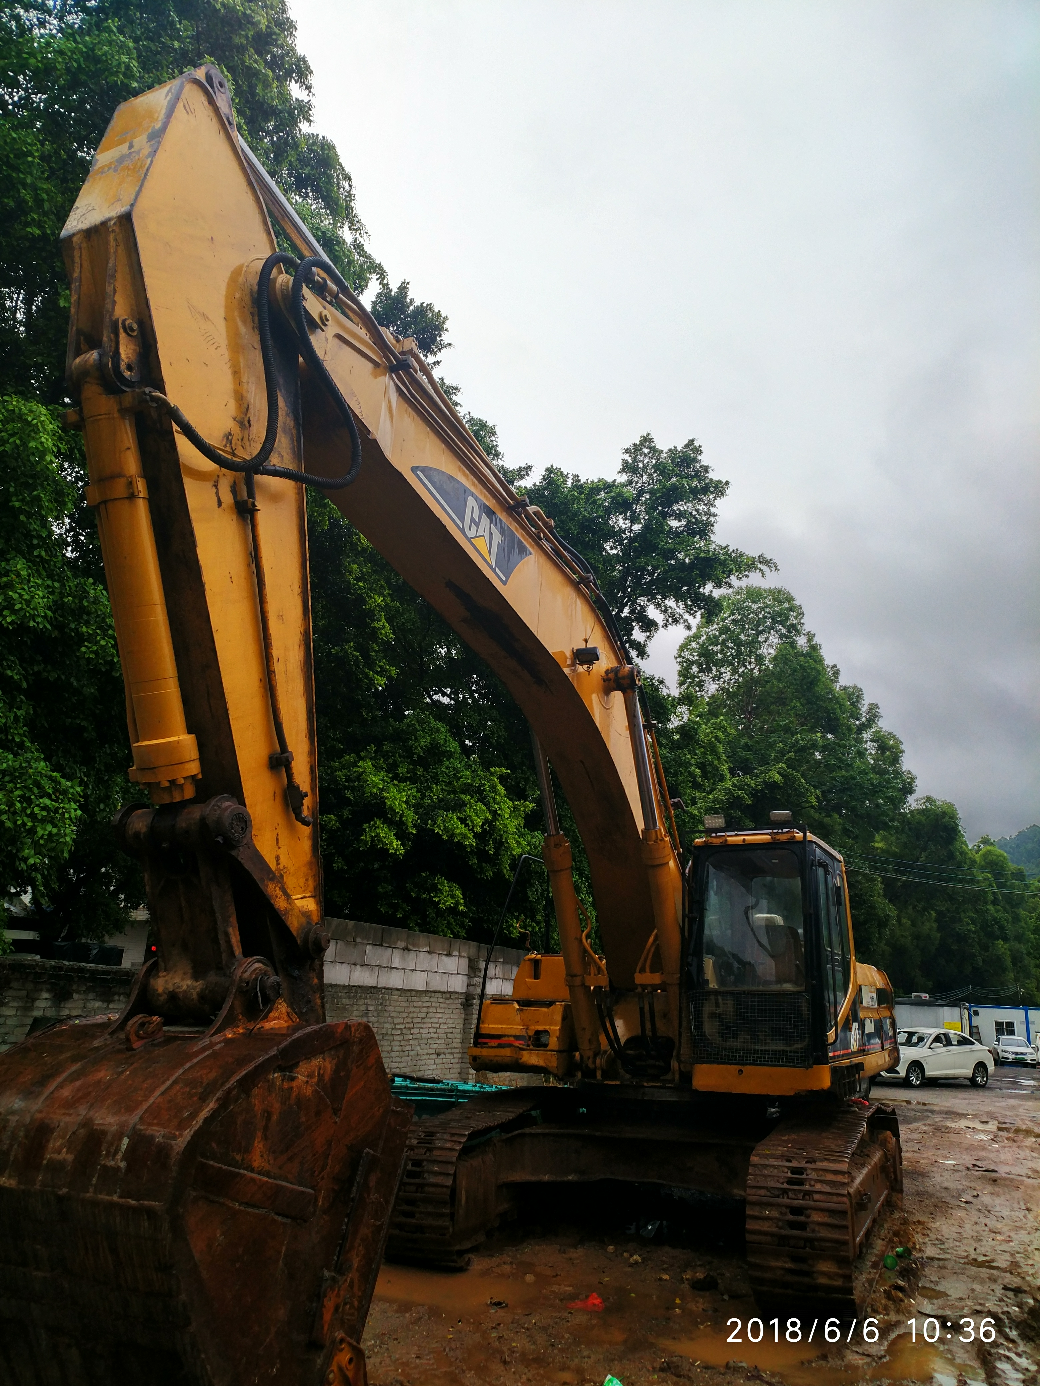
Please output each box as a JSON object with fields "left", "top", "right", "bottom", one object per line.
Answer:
{"left": 292, "top": 0, "right": 1039, "bottom": 841}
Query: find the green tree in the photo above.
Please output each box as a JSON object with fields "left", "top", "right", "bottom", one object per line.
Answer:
{"left": 521, "top": 435, "right": 774, "bottom": 660}
{"left": 307, "top": 493, "right": 546, "bottom": 939}
{"left": 0, "top": 395, "right": 142, "bottom": 939}
{"left": 995, "top": 825, "right": 1040, "bottom": 880}
{"left": 653, "top": 585, "right": 917, "bottom": 967}
{"left": 668, "top": 586, "right": 915, "bottom": 847}
{"left": 856, "top": 799, "right": 1040, "bottom": 1001}
{"left": 0, "top": 0, "right": 382, "bottom": 940}
{"left": 0, "top": 0, "right": 380, "bottom": 405}
{"left": 304, "top": 427, "right": 763, "bottom": 938}
{"left": 370, "top": 280, "right": 451, "bottom": 366}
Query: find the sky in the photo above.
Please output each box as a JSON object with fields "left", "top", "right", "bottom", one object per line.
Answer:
{"left": 291, "top": 0, "right": 1039, "bottom": 841}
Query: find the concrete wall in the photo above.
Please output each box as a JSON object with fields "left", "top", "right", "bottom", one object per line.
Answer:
{"left": 323, "top": 918, "right": 530, "bottom": 1084}
{"left": 0, "top": 919, "right": 528, "bottom": 1082}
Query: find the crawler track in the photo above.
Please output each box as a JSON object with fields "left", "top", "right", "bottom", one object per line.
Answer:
{"left": 745, "top": 1102, "right": 902, "bottom": 1316}
{"left": 386, "top": 1091, "right": 540, "bottom": 1263}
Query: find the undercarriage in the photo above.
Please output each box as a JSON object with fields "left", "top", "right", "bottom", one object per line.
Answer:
{"left": 386, "top": 1081, "right": 902, "bottom": 1318}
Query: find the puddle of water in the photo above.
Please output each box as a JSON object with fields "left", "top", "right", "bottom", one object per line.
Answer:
{"left": 375, "top": 1263, "right": 542, "bottom": 1316}
{"left": 374, "top": 1264, "right": 997, "bottom": 1386}
{"left": 654, "top": 1328, "right": 982, "bottom": 1386}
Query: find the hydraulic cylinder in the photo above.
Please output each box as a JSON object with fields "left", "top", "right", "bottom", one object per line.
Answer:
{"left": 542, "top": 832, "right": 602, "bottom": 1069}
{"left": 78, "top": 367, "right": 201, "bottom": 802}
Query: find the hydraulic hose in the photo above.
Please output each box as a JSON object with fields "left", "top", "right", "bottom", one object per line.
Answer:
{"left": 472, "top": 854, "right": 546, "bottom": 1046}
{"left": 141, "top": 251, "right": 362, "bottom": 491}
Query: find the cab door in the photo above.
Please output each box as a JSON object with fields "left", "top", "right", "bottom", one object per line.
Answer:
{"left": 814, "top": 853, "right": 851, "bottom": 1043}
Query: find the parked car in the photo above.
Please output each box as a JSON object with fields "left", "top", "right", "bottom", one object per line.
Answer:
{"left": 992, "top": 1034, "right": 1038, "bottom": 1067}
{"left": 882, "top": 1028, "right": 993, "bottom": 1089}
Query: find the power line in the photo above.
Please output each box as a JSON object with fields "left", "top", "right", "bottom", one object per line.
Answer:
{"left": 844, "top": 861, "right": 1034, "bottom": 896}
{"left": 848, "top": 850, "right": 1021, "bottom": 879}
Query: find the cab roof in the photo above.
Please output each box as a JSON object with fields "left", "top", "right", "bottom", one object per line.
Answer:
{"left": 692, "top": 827, "right": 843, "bottom": 860}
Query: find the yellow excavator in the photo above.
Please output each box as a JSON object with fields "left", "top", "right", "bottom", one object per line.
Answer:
{"left": 0, "top": 67, "right": 902, "bottom": 1386}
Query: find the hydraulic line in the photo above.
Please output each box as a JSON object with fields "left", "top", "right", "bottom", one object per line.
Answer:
{"left": 471, "top": 854, "right": 545, "bottom": 1046}
{"left": 137, "top": 250, "right": 368, "bottom": 825}
{"left": 529, "top": 727, "right": 560, "bottom": 836}
{"left": 141, "top": 252, "right": 362, "bottom": 491}
{"left": 241, "top": 471, "right": 312, "bottom": 826}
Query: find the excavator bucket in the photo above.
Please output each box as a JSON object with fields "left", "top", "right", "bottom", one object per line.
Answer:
{"left": 0, "top": 1015, "right": 409, "bottom": 1386}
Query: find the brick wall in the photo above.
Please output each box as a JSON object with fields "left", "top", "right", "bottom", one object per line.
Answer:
{"left": 0, "top": 920, "right": 527, "bottom": 1082}
{"left": 323, "top": 918, "right": 531, "bottom": 1084}
{"left": 0, "top": 957, "right": 132, "bottom": 1051}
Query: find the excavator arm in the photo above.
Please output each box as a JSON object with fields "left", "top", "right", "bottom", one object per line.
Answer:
{"left": 59, "top": 63, "right": 683, "bottom": 1060}
{"left": 0, "top": 65, "right": 684, "bottom": 1386}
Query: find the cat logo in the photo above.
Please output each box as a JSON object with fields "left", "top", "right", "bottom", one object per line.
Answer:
{"left": 412, "top": 466, "right": 531, "bottom": 585}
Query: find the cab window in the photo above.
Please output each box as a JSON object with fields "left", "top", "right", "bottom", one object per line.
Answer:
{"left": 701, "top": 848, "right": 805, "bottom": 990}
{"left": 816, "top": 857, "right": 850, "bottom": 1028}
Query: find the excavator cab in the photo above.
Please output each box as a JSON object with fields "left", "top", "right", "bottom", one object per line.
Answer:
{"left": 688, "top": 821, "right": 898, "bottom": 1099}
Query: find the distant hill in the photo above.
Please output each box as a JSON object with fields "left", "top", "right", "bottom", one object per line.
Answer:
{"left": 995, "top": 825, "right": 1040, "bottom": 879}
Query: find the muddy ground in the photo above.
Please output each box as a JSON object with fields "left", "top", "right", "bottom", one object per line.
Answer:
{"left": 363, "top": 1068, "right": 1040, "bottom": 1386}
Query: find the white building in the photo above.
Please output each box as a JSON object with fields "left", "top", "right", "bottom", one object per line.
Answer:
{"left": 893, "top": 996, "right": 1040, "bottom": 1048}
{"left": 967, "top": 1003, "right": 1040, "bottom": 1048}
{"left": 894, "top": 998, "right": 969, "bottom": 1034}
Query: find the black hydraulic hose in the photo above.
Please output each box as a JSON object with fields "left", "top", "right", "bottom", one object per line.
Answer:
{"left": 289, "top": 256, "right": 364, "bottom": 487}
{"left": 142, "top": 251, "right": 292, "bottom": 474}
{"left": 551, "top": 531, "right": 634, "bottom": 666}
{"left": 141, "top": 251, "right": 362, "bottom": 491}
{"left": 471, "top": 854, "right": 545, "bottom": 1046}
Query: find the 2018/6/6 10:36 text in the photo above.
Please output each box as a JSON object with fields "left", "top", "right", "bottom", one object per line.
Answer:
{"left": 725, "top": 1317, "right": 997, "bottom": 1344}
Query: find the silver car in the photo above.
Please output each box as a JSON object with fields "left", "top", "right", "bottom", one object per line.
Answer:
{"left": 993, "top": 1034, "right": 1038, "bottom": 1067}
{"left": 882, "top": 1028, "right": 994, "bottom": 1089}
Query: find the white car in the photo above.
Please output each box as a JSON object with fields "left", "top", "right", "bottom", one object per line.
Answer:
{"left": 993, "top": 1034, "right": 1038, "bottom": 1067}
{"left": 882, "top": 1028, "right": 993, "bottom": 1089}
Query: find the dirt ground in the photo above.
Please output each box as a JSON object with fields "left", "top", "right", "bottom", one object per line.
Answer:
{"left": 362, "top": 1068, "right": 1040, "bottom": 1386}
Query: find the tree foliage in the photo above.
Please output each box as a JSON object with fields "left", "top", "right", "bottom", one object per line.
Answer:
{"left": 0, "top": 395, "right": 142, "bottom": 937}
{"left": 859, "top": 799, "right": 1040, "bottom": 1000}
{"left": 307, "top": 493, "right": 545, "bottom": 938}
{"left": 664, "top": 585, "right": 916, "bottom": 847}
{"left": 0, "top": 0, "right": 380, "bottom": 939}
{"left": 520, "top": 435, "right": 774, "bottom": 661}
{"left": 0, "top": 0, "right": 379, "bottom": 404}
{"left": 995, "top": 824, "right": 1040, "bottom": 880}
{"left": 370, "top": 280, "right": 451, "bottom": 367}
{"left": 303, "top": 428, "right": 763, "bottom": 938}
{"left": 651, "top": 587, "right": 1039, "bottom": 999}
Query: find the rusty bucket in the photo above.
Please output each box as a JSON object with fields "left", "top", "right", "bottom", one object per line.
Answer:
{"left": 0, "top": 1015, "right": 409, "bottom": 1385}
